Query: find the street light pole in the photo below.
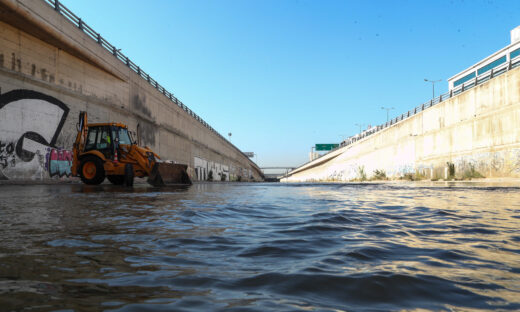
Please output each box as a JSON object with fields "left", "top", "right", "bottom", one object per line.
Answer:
{"left": 381, "top": 107, "right": 395, "bottom": 122}
{"left": 355, "top": 123, "right": 365, "bottom": 133}
{"left": 310, "top": 146, "right": 315, "bottom": 161}
{"left": 424, "top": 78, "right": 442, "bottom": 99}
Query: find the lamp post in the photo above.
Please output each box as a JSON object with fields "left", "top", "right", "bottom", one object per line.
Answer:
{"left": 381, "top": 107, "right": 395, "bottom": 122}
{"left": 355, "top": 123, "right": 365, "bottom": 133}
{"left": 310, "top": 146, "right": 316, "bottom": 161}
{"left": 424, "top": 78, "right": 442, "bottom": 99}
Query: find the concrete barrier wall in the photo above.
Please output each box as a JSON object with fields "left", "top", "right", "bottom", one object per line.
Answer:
{"left": 283, "top": 65, "right": 520, "bottom": 182}
{"left": 0, "top": 0, "right": 262, "bottom": 181}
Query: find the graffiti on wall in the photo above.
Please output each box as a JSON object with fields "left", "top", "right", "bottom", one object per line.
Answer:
{"left": 46, "top": 147, "right": 72, "bottom": 177}
{"left": 0, "top": 141, "right": 16, "bottom": 169}
{"left": 194, "top": 156, "right": 233, "bottom": 181}
{"left": 0, "top": 89, "right": 70, "bottom": 180}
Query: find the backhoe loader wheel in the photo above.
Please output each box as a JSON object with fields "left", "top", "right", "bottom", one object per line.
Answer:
{"left": 80, "top": 156, "right": 105, "bottom": 185}
{"left": 124, "top": 164, "right": 134, "bottom": 187}
{"left": 107, "top": 175, "right": 125, "bottom": 185}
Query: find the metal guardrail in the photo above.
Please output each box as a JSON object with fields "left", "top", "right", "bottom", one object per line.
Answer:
{"left": 290, "top": 54, "right": 520, "bottom": 175}
{"left": 42, "top": 0, "right": 249, "bottom": 157}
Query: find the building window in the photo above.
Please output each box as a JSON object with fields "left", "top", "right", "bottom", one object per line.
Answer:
{"left": 477, "top": 55, "right": 507, "bottom": 75}
{"left": 453, "top": 71, "right": 476, "bottom": 87}
{"left": 511, "top": 48, "right": 520, "bottom": 60}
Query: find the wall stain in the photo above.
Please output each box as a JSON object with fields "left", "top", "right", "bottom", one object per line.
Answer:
{"left": 491, "top": 152, "right": 504, "bottom": 172}
{"left": 132, "top": 94, "right": 151, "bottom": 118}
{"left": 138, "top": 119, "right": 156, "bottom": 147}
{"left": 41, "top": 68, "right": 47, "bottom": 81}
{"left": 0, "top": 54, "right": 4, "bottom": 67}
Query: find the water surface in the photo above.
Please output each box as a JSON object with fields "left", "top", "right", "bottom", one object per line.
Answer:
{"left": 0, "top": 182, "right": 519, "bottom": 311}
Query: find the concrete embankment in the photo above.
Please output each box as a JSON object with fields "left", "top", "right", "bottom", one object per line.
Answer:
{"left": 0, "top": 0, "right": 262, "bottom": 182}
{"left": 283, "top": 65, "right": 520, "bottom": 182}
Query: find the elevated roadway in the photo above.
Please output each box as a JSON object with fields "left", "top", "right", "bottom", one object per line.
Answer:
{"left": 261, "top": 167, "right": 295, "bottom": 182}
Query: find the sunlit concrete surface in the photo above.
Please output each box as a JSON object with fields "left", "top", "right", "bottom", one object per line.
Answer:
{"left": 283, "top": 65, "right": 520, "bottom": 182}
{"left": 0, "top": 0, "right": 262, "bottom": 182}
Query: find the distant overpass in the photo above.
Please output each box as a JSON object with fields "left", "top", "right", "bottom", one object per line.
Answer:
{"left": 260, "top": 167, "right": 296, "bottom": 182}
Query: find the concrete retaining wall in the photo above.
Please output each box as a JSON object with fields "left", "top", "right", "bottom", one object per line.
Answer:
{"left": 0, "top": 0, "right": 262, "bottom": 182}
{"left": 283, "top": 64, "right": 520, "bottom": 182}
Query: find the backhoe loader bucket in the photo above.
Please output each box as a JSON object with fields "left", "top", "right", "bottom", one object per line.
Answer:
{"left": 147, "top": 162, "right": 192, "bottom": 186}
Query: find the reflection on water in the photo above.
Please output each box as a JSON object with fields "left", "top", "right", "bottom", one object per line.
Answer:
{"left": 0, "top": 182, "right": 519, "bottom": 311}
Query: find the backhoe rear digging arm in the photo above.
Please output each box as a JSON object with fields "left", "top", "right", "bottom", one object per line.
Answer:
{"left": 71, "top": 111, "right": 88, "bottom": 176}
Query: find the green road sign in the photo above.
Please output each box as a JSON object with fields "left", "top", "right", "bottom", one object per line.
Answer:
{"left": 315, "top": 144, "right": 339, "bottom": 151}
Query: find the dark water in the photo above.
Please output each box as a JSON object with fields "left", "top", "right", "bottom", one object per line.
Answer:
{"left": 0, "top": 182, "right": 519, "bottom": 311}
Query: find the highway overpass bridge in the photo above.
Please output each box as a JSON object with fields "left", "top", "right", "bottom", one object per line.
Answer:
{"left": 261, "top": 167, "right": 295, "bottom": 182}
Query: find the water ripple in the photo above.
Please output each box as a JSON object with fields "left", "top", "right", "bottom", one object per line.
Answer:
{"left": 0, "top": 183, "right": 519, "bottom": 311}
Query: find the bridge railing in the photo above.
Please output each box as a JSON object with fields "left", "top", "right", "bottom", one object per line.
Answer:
{"left": 290, "top": 54, "right": 520, "bottom": 174}
{"left": 43, "top": 0, "right": 247, "bottom": 157}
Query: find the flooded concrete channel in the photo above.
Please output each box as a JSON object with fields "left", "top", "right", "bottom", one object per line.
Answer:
{"left": 0, "top": 182, "right": 519, "bottom": 311}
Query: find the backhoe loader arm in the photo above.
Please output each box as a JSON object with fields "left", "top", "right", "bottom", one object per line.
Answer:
{"left": 71, "top": 111, "right": 88, "bottom": 176}
{"left": 128, "top": 145, "right": 158, "bottom": 174}
{"left": 124, "top": 145, "right": 167, "bottom": 186}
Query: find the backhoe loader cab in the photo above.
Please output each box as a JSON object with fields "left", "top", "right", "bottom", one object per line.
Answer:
{"left": 84, "top": 124, "right": 131, "bottom": 157}
{"left": 71, "top": 111, "right": 191, "bottom": 186}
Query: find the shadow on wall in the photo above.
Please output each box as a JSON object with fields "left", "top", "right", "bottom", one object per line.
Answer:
{"left": 0, "top": 89, "right": 72, "bottom": 180}
{"left": 132, "top": 94, "right": 151, "bottom": 118}
{"left": 137, "top": 119, "right": 156, "bottom": 148}
{"left": 131, "top": 93, "right": 156, "bottom": 147}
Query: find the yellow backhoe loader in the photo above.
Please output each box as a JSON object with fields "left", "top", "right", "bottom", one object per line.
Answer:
{"left": 71, "top": 111, "right": 191, "bottom": 186}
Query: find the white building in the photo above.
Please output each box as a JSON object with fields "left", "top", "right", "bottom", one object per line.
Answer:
{"left": 448, "top": 26, "right": 520, "bottom": 90}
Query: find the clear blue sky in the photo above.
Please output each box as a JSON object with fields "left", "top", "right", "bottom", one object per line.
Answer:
{"left": 61, "top": 0, "right": 520, "bottom": 167}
